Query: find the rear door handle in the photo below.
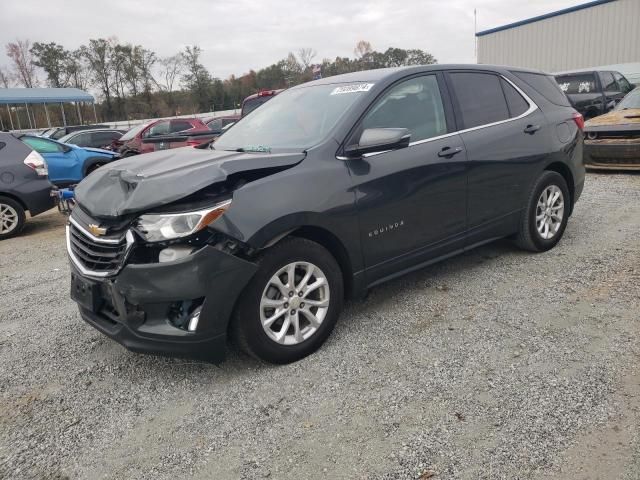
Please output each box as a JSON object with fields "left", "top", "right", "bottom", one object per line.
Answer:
{"left": 437, "top": 146, "right": 463, "bottom": 158}
{"left": 524, "top": 124, "right": 541, "bottom": 134}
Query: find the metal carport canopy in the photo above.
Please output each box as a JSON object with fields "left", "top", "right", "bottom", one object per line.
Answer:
{"left": 0, "top": 87, "right": 94, "bottom": 104}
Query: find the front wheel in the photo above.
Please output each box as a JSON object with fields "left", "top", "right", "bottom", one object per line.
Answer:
{"left": 515, "top": 171, "right": 570, "bottom": 252}
{"left": 231, "top": 237, "right": 344, "bottom": 364}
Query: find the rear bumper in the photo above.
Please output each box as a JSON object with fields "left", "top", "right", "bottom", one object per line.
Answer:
{"left": 70, "top": 245, "right": 257, "bottom": 362}
{"left": 584, "top": 139, "right": 640, "bottom": 170}
{"left": 20, "top": 178, "right": 56, "bottom": 216}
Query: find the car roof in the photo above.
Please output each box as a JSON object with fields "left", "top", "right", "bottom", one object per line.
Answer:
{"left": 294, "top": 64, "right": 548, "bottom": 89}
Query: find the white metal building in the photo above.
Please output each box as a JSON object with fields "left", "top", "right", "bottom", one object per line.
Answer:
{"left": 476, "top": 0, "right": 640, "bottom": 81}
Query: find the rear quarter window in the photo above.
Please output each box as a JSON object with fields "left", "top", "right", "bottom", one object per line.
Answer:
{"left": 514, "top": 71, "right": 572, "bottom": 107}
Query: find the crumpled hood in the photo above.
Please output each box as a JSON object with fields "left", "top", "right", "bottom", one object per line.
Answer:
{"left": 82, "top": 146, "right": 118, "bottom": 156}
{"left": 75, "top": 146, "right": 305, "bottom": 218}
{"left": 585, "top": 108, "right": 640, "bottom": 128}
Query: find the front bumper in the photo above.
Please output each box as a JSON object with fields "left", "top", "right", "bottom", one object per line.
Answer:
{"left": 584, "top": 139, "right": 640, "bottom": 170}
{"left": 70, "top": 245, "right": 257, "bottom": 362}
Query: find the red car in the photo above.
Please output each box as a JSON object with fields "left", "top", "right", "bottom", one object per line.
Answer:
{"left": 203, "top": 114, "right": 241, "bottom": 136}
{"left": 114, "top": 118, "right": 211, "bottom": 156}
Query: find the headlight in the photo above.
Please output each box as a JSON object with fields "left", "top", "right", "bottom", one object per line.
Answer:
{"left": 135, "top": 199, "right": 232, "bottom": 242}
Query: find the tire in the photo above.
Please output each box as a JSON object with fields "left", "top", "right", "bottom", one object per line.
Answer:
{"left": 85, "top": 162, "right": 105, "bottom": 176}
{"left": 515, "top": 171, "right": 570, "bottom": 252}
{"left": 0, "top": 196, "right": 26, "bottom": 240}
{"left": 231, "top": 237, "right": 344, "bottom": 364}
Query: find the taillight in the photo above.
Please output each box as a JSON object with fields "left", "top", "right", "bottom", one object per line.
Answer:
{"left": 572, "top": 112, "right": 584, "bottom": 132}
{"left": 23, "top": 151, "right": 48, "bottom": 177}
{"left": 186, "top": 140, "right": 200, "bottom": 147}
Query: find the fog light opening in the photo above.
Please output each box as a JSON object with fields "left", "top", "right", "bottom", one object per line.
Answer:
{"left": 167, "top": 299, "right": 204, "bottom": 331}
{"left": 159, "top": 246, "right": 195, "bottom": 263}
{"left": 188, "top": 307, "right": 201, "bottom": 332}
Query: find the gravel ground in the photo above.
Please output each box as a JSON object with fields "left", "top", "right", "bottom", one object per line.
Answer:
{"left": 0, "top": 172, "right": 639, "bottom": 480}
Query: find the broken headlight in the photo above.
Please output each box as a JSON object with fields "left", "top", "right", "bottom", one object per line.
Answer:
{"left": 135, "top": 199, "right": 232, "bottom": 243}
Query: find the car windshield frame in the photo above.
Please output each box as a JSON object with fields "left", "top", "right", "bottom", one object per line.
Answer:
{"left": 119, "top": 122, "right": 151, "bottom": 141}
{"left": 214, "top": 83, "right": 373, "bottom": 153}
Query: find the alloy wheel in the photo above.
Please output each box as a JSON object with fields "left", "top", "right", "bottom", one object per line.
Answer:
{"left": 535, "top": 185, "right": 564, "bottom": 240}
{"left": 0, "top": 203, "right": 19, "bottom": 235}
{"left": 260, "top": 261, "right": 330, "bottom": 345}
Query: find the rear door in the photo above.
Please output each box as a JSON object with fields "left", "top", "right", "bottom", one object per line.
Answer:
{"left": 347, "top": 73, "right": 468, "bottom": 284}
{"left": 446, "top": 70, "right": 550, "bottom": 244}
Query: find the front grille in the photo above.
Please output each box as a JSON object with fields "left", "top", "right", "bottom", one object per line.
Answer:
{"left": 68, "top": 222, "right": 129, "bottom": 275}
{"left": 591, "top": 157, "right": 640, "bottom": 165}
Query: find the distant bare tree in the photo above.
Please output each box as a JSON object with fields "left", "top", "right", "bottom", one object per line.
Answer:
{"left": 5, "top": 39, "right": 38, "bottom": 87}
{"left": 297, "top": 48, "right": 317, "bottom": 69}
{"left": 158, "top": 54, "right": 183, "bottom": 93}
{"left": 353, "top": 40, "right": 373, "bottom": 59}
{"left": 0, "top": 67, "right": 11, "bottom": 88}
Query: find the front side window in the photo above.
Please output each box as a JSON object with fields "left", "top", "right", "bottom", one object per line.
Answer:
{"left": 361, "top": 75, "right": 447, "bottom": 143}
{"left": 171, "top": 121, "right": 193, "bottom": 133}
{"left": 21, "top": 136, "right": 64, "bottom": 154}
{"left": 215, "top": 83, "right": 369, "bottom": 151}
{"left": 449, "top": 72, "right": 509, "bottom": 129}
{"left": 613, "top": 72, "right": 633, "bottom": 93}
{"left": 600, "top": 72, "right": 619, "bottom": 92}
{"left": 208, "top": 118, "right": 223, "bottom": 132}
{"left": 147, "top": 121, "right": 171, "bottom": 137}
{"left": 70, "top": 132, "right": 91, "bottom": 147}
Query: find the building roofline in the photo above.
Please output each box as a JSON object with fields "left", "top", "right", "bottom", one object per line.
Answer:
{"left": 476, "top": 0, "right": 617, "bottom": 37}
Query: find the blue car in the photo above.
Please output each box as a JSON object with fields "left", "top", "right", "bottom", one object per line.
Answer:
{"left": 18, "top": 135, "right": 119, "bottom": 187}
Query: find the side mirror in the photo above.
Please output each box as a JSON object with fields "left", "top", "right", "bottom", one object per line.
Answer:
{"left": 344, "top": 128, "right": 411, "bottom": 157}
{"left": 61, "top": 144, "right": 72, "bottom": 153}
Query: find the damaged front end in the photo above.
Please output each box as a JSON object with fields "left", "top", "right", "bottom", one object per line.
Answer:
{"left": 584, "top": 110, "right": 640, "bottom": 170}
{"left": 67, "top": 147, "right": 304, "bottom": 361}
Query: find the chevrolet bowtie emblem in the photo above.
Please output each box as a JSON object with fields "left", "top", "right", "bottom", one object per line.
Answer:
{"left": 88, "top": 224, "right": 107, "bottom": 236}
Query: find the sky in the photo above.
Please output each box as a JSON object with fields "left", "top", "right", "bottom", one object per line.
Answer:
{"left": 0, "top": 0, "right": 588, "bottom": 81}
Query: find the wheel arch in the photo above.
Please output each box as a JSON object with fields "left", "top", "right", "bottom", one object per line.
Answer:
{"left": 0, "top": 191, "right": 28, "bottom": 213}
{"left": 544, "top": 161, "right": 575, "bottom": 214}
{"left": 82, "top": 156, "right": 113, "bottom": 177}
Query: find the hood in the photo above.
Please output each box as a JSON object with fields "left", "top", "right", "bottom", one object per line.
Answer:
{"left": 74, "top": 146, "right": 305, "bottom": 219}
{"left": 585, "top": 109, "right": 640, "bottom": 128}
{"left": 82, "top": 146, "right": 118, "bottom": 156}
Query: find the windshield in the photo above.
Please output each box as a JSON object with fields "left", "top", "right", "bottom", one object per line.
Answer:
{"left": 615, "top": 88, "right": 640, "bottom": 110}
{"left": 119, "top": 122, "right": 150, "bottom": 141}
{"left": 215, "top": 83, "right": 372, "bottom": 152}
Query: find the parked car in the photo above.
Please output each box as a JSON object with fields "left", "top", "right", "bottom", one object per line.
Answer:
{"left": 18, "top": 135, "right": 119, "bottom": 187}
{"left": 114, "top": 118, "right": 211, "bottom": 156}
{"left": 583, "top": 87, "right": 640, "bottom": 170}
{"left": 204, "top": 115, "right": 241, "bottom": 137}
{"left": 67, "top": 65, "right": 584, "bottom": 364}
{"left": 58, "top": 129, "right": 126, "bottom": 150}
{"left": 0, "top": 132, "right": 54, "bottom": 239}
{"left": 241, "top": 89, "right": 284, "bottom": 117}
{"left": 41, "top": 124, "right": 111, "bottom": 140}
{"left": 555, "top": 70, "right": 635, "bottom": 119}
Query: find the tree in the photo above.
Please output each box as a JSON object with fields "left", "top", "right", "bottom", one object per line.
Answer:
{"left": 80, "top": 38, "right": 115, "bottom": 119}
{"left": 297, "top": 48, "right": 317, "bottom": 69}
{"left": 353, "top": 40, "right": 373, "bottom": 59}
{"left": 158, "top": 54, "right": 183, "bottom": 93}
{"left": 65, "top": 50, "right": 90, "bottom": 90}
{"left": 182, "top": 45, "right": 213, "bottom": 111}
{"left": 30, "top": 42, "right": 68, "bottom": 87}
{"left": 5, "top": 39, "right": 38, "bottom": 87}
{"left": 0, "top": 67, "right": 11, "bottom": 88}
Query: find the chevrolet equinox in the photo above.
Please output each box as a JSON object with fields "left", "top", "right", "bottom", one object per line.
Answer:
{"left": 67, "top": 65, "right": 585, "bottom": 364}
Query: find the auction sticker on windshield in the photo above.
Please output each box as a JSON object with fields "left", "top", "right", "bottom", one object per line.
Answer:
{"left": 330, "top": 83, "right": 374, "bottom": 95}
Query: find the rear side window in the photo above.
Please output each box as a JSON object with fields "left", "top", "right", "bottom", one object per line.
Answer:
{"left": 361, "top": 74, "right": 447, "bottom": 143}
{"left": 515, "top": 71, "right": 572, "bottom": 107}
{"left": 501, "top": 79, "right": 529, "bottom": 117}
{"left": 171, "top": 121, "right": 193, "bottom": 133}
{"left": 555, "top": 73, "right": 597, "bottom": 95}
{"left": 448, "top": 72, "right": 509, "bottom": 129}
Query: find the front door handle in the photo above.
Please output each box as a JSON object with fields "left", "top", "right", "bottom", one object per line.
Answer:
{"left": 524, "top": 124, "right": 541, "bottom": 134}
{"left": 438, "top": 146, "right": 463, "bottom": 158}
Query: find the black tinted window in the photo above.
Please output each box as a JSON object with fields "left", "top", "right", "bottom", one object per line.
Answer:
{"left": 71, "top": 132, "right": 91, "bottom": 147}
{"left": 171, "top": 121, "right": 193, "bottom": 133}
{"left": 613, "top": 72, "right": 633, "bottom": 93}
{"left": 501, "top": 79, "right": 529, "bottom": 117}
{"left": 600, "top": 72, "right": 619, "bottom": 92}
{"left": 449, "top": 72, "right": 509, "bottom": 129}
{"left": 93, "top": 131, "right": 119, "bottom": 144}
{"left": 514, "top": 71, "right": 571, "bottom": 107}
{"left": 555, "top": 73, "right": 597, "bottom": 95}
{"left": 362, "top": 75, "right": 447, "bottom": 143}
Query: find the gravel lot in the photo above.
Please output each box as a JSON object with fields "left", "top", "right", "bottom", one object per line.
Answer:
{"left": 1, "top": 172, "right": 639, "bottom": 480}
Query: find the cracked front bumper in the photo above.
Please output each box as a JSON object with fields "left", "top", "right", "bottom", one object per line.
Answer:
{"left": 70, "top": 245, "right": 257, "bottom": 362}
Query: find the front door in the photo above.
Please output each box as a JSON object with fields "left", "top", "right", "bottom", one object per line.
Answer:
{"left": 346, "top": 73, "right": 468, "bottom": 285}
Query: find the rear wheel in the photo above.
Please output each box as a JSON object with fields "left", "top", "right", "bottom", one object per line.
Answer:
{"left": 515, "top": 171, "right": 570, "bottom": 252}
{"left": 0, "top": 196, "right": 26, "bottom": 240}
{"left": 231, "top": 237, "right": 344, "bottom": 364}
